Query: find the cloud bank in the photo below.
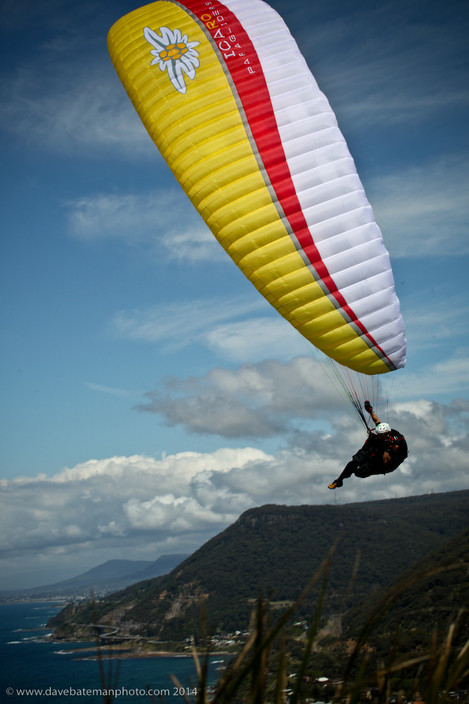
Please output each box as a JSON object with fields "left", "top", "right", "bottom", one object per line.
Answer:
{"left": 136, "top": 355, "right": 469, "bottom": 434}
{"left": 137, "top": 358, "right": 341, "bottom": 438}
{"left": 1, "top": 392, "right": 467, "bottom": 589}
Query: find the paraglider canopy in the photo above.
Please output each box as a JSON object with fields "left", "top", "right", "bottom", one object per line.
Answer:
{"left": 107, "top": 0, "right": 406, "bottom": 377}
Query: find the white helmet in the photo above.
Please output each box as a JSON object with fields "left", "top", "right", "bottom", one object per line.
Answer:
{"left": 375, "top": 422, "right": 391, "bottom": 434}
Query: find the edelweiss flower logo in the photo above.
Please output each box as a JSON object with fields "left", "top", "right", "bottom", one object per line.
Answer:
{"left": 144, "top": 26, "right": 200, "bottom": 95}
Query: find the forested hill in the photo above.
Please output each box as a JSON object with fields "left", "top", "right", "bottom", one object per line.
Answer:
{"left": 343, "top": 524, "right": 469, "bottom": 653}
{"left": 49, "top": 491, "right": 469, "bottom": 642}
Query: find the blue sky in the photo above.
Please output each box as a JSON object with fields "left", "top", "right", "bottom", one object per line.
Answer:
{"left": 1, "top": 0, "right": 468, "bottom": 589}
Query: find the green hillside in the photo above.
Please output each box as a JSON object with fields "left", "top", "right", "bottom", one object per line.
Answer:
{"left": 343, "top": 525, "right": 469, "bottom": 654}
{"left": 49, "top": 491, "right": 469, "bottom": 643}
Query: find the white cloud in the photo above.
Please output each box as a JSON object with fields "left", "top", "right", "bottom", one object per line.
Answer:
{"left": 0, "top": 448, "right": 271, "bottom": 587}
{"left": 0, "top": 448, "right": 267, "bottom": 553}
{"left": 137, "top": 357, "right": 381, "bottom": 439}
{"left": 404, "top": 298, "right": 469, "bottom": 351}
{"left": 0, "top": 58, "right": 150, "bottom": 156}
{"left": 392, "top": 351, "right": 469, "bottom": 399}
{"left": 368, "top": 158, "right": 469, "bottom": 258}
{"left": 0, "top": 0, "right": 154, "bottom": 159}
{"left": 163, "top": 227, "right": 225, "bottom": 263}
{"left": 1, "top": 399, "right": 468, "bottom": 589}
{"left": 137, "top": 351, "right": 469, "bottom": 440}
{"left": 84, "top": 382, "right": 139, "bottom": 399}
{"left": 204, "top": 317, "right": 312, "bottom": 362}
{"left": 66, "top": 190, "right": 223, "bottom": 261}
{"left": 107, "top": 284, "right": 469, "bottom": 424}
{"left": 110, "top": 297, "right": 310, "bottom": 362}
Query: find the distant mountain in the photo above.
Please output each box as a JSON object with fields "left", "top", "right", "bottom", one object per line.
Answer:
{"left": 0, "top": 554, "right": 189, "bottom": 600}
{"left": 127, "top": 554, "right": 191, "bottom": 582}
{"left": 49, "top": 490, "right": 469, "bottom": 642}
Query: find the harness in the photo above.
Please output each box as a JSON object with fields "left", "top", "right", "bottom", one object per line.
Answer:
{"left": 362, "top": 430, "right": 408, "bottom": 466}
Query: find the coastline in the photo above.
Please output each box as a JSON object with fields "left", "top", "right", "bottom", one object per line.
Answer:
{"left": 55, "top": 643, "right": 231, "bottom": 661}
{"left": 5, "top": 602, "right": 233, "bottom": 663}
{"left": 2, "top": 602, "right": 228, "bottom": 702}
{"left": 64, "top": 645, "right": 194, "bottom": 660}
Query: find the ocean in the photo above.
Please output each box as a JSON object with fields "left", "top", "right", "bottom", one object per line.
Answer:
{"left": 0, "top": 602, "right": 228, "bottom": 703}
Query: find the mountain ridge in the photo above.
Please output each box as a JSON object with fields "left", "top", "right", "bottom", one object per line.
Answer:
{"left": 48, "top": 490, "right": 469, "bottom": 642}
{"left": 0, "top": 554, "right": 189, "bottom": 600}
